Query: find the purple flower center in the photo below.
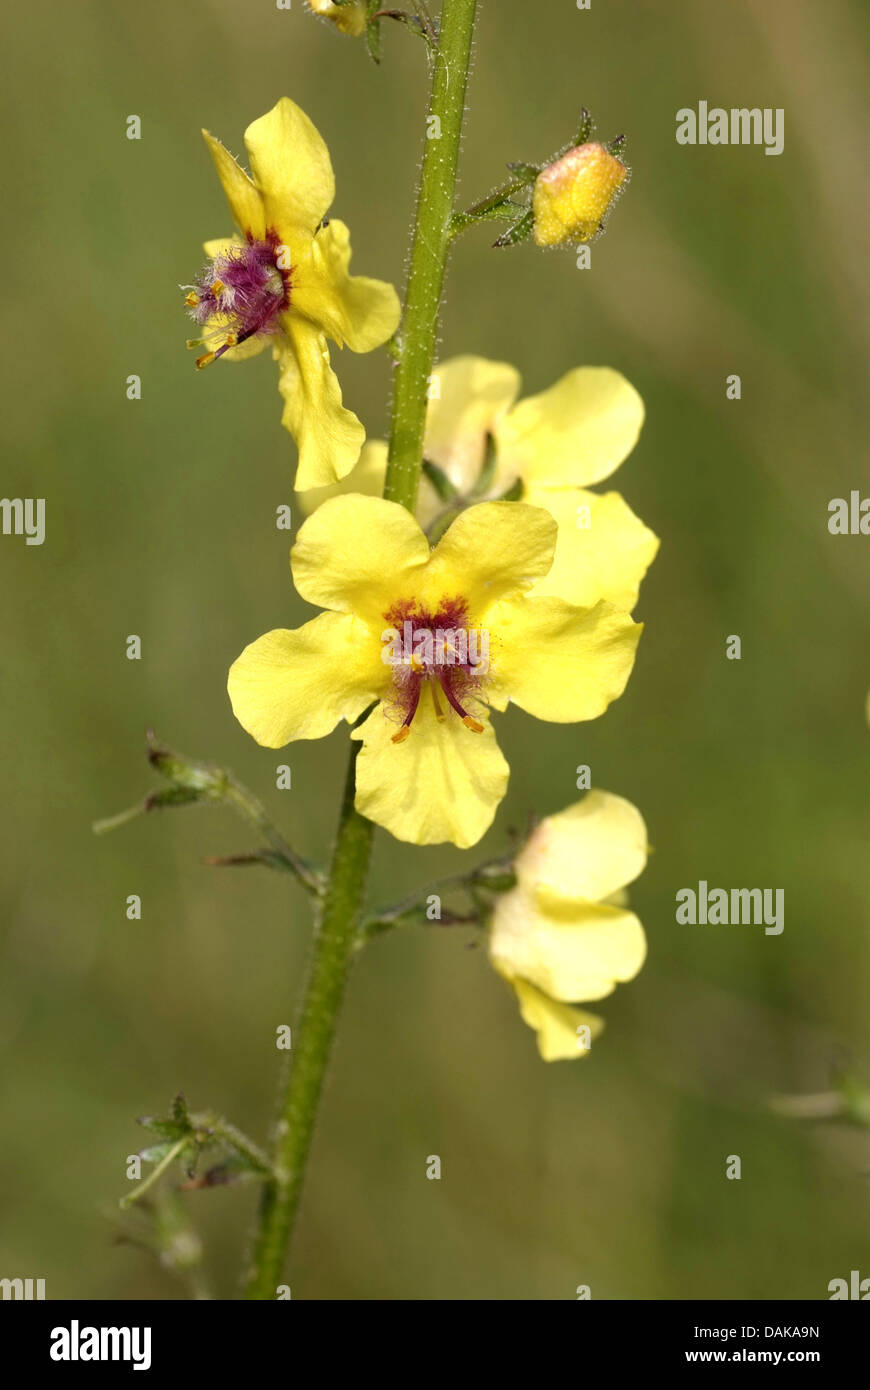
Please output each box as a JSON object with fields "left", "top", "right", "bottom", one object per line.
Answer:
{"left": 183, "top": 232, "right": 291, "bottom": 368}
{"left": 382, "top": 599, "right": 488, "bottom": 743}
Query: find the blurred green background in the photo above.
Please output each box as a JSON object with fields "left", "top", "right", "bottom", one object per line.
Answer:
{"left": 2, "top": 0, "right": 870, "bottom": 1300}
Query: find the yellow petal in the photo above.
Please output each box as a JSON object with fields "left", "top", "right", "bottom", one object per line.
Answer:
{"left": 488, "top": 596, "right": 641, "bottom": 722}
{"left": 424, "top": 356, "right": 521, "bottom": 493}
{"left": 307, "top": 0, "right": 368, "bottom": 36}
{"left": 516, "top": 790, "right": 649, "bottom": 907}
{"left": 201, "top": 132, "right": 265, "bottom": 239}
{"left": 244, "top": 97, "right": 335, "bottom": 233}
{"left": 351, "top": 697, "right": 509, "bottom": 848}
{"left": 505, "top": 975, "right": 604, "bottom": 1061}
{"left": 421, "top": 502, "right": 556, "bottom": 617}
{"left": 490, "top": 886, "right": 646, "bottom": 1003}
{"left": 527, "top": 486, "right": 659, "bottom": 610}
{"left": 297, "top": 439, "right": 389, "bottom": 516}
{"left": 227, "top": 612, "right": 383, "bottom": 747}
{"left": 498, "top": 367, "right": 644, "bottom": 489}
{"left": 203, "top": 236, "right": 243, "bottom": 257}
{"left": 291, "top": 493, "right": 430, "bottom": 622}
{"left": 275, "top": 318, "right": 365, "bottom": 490}
{"left": 293, "top": 220, "right": 400, "bottom": 351}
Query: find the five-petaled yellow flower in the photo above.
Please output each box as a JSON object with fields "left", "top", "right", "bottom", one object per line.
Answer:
{"left": 228, "top": 497, "right": 642, "bottom": 848}
{"left": 184, "top": 97, "right": 400, "bottom": 491}
{"left": 489, "top": 790, "right": 648, "bottom": 1060}
{"left": 301, "top": 356, "right": 658, "bottom": 611}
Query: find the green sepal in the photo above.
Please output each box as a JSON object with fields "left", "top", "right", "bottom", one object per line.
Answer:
{"left": 495, "top": 476, "right": 524, "bottom": 501}
{"left": 493, "top": 209, "right": 535, "bottom": 249}
{"left": 574, "top": 107, "right": 594, "bottom": 145}
{"left": 147, "top": 732, "right": 227, "bottom": 799}
{"left": 448, "top": 198, "right": 522, "bottom": 239}
{"left": 505, "top": 161, "right": 540, "bottom": 183}
{"left": 471, "top": 431, "right": 497, "bottom": 497}
{"left": 137, "top": 1117, "right": 187, "bottom": 1142}
{"left": 138, "top": 1142, "right": 177, "bottom": 1165}
{"left": 143, "top": 785, "right": 202, "bottom": 813}
{"left": 365, "top": 14, "right": 382, "bottom": 63}
{"left": 179, "top": 1154, "right": 260, "bottom": 1190}
{"left": 422, "top": 459, "right": 459, "bottom": 502}
{"left": 471, "top": 863, "right": 518, "bottom": 894}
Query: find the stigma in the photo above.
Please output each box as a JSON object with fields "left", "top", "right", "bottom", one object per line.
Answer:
{"left": 182, "top": 233, "right": 291, "bottom": 369}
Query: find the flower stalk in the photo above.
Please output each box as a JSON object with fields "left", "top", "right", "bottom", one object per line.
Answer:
{"left": 384, "top": 0, "right": 479, "bottom": 512}
{"left": 244, "top": 736, "right": 373, "bottom": 1298}
{"left": 244, "top": 0, "right": 479, "bottom": 1297}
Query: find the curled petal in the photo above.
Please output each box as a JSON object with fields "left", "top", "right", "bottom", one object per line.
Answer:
{"left": 276, "top": 318, "right": 365, "bottom": 490}
{"left": 504, "top": 975, "right": 604, "bottom": 1062}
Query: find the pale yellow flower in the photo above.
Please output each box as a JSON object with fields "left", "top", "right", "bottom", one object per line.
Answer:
{"left": 185, "top": 98, "right": 400, "bottom": 490}
{"left": 228, "top": 500, "right": 642, "bottom": 849}
{"left": 302, "top": 357, "right": 658, "bottom": 611}
{"left": 489, "top": 790, "right": 648, "bottom": 1060}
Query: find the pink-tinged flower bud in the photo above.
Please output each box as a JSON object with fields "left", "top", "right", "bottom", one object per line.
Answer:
{"left": 532, "top": 143, "right": 628, "bottom": 248}
{"left": 307, "top": 0, "right": 368, "bottom": 36}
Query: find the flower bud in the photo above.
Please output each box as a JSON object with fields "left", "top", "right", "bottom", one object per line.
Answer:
{"left": 532, "top": 143, "right": 628, "bottom": 248}
{"left": 307, "top": 0, "right": 368, "bottom": 36}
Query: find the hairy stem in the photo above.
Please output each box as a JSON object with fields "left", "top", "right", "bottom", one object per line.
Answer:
{"left": 244, "top": 742, "right": 373, "bottom": 1298}
{"left": 243, "top": 0, "right": 479, "bottom": 1299}
{"left": 384, "top": 0, "right": 479, "bottom": 511}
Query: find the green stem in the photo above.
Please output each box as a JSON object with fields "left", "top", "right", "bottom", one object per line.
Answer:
{"left": 244, "top": 741, "right": 373, "bottom": 1298}
{"left": 222, "top": 776, "right": 323, "bottom": 895}
{"left": 120, "top": 1139, "right": 187, "bottom": 1210}
{"left": 194, "top": 1112, "right": 272, "bottom": 1175}
{"left": 243, "top": 0, "right": 479, "bottom": 1299}
{"left": 384, "top": 0, "right": 479, "bottom": 511}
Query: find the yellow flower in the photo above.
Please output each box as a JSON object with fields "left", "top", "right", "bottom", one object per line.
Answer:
{"left": 532, "top": 142, "right": 628, "bottom": 247}
{"left": 302, "top": 357, "right": 658, "bottom": 611}
{"left": 307, "top": 0, "right": 368, "bottom": 35}
{"left": 185, "top": 98, "right": 400, "bottom": 490}
{"left": 489, "top": 790, "right": 648, "bottom": 1060}
{"left": 228, "top": 497, "right": 642, "bottom": 849}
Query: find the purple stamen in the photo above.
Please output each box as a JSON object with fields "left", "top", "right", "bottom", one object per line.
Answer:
{"left": 183, "top": 232, "right": 291, "bottom": 366}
